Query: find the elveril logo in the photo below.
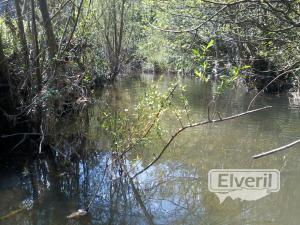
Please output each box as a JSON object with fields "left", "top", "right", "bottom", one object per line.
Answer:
{"left": 208, "top": 169, "right": 280, "bottom": 203}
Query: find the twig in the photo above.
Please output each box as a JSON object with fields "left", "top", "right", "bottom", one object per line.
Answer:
{"left": 253, "top": 139, "right": 300, "bottom": 159}
{"left": 61, "top": 0, "right": 84, "bottom": 54}
{"left": 57, "top": 0, "right": 74, "bottom": 58}
{"left": 1, "top": 133, "right": 42, "bottom": 138}
{"left": 201, "top": 0, "right": 259, "bottom": 6}
{"left": 39, "top": 123, "right": 44, "bottom": 154}
{"left": 132, "top": 106, "right": 272, "bottom": 178}
{"left": 9, "top": 135, "right": 27, "bottom": 152}
{"left": 50, "top": 0, "right": 73, "bottom": 20}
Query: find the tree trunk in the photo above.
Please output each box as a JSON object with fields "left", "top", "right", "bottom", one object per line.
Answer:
{"left": 104, "top": 0, "right": 126, "bottom": 81}
{"left": 38, "top": 0, "right": 58, "bottom": 59}
{"left": 31, "top": 0, "right": 41, "bottom": 92}
{"left": 14, "top": 0, "right": 31, "bottom": 89}
{"left": 31, "top": 0, "right": 42, "bottom": 127}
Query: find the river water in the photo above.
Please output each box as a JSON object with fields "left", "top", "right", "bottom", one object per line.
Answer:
{"left": 1, "top": 73, "right": 300, "bottom": 225}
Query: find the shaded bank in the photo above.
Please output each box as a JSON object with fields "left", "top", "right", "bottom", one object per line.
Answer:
{"left": 0, "top": 34, "right": 36, "bottom": 157}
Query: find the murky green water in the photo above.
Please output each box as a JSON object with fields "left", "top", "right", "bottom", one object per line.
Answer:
{"left": 1, "top": 74, "right": 300, "bottom": 225}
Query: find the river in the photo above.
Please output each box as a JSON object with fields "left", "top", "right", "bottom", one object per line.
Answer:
{"left": 1, "top": 73, "right": 300, "bottom": 225}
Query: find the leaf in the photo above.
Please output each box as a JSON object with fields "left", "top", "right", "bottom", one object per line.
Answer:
{"left": 195, "top": 70, "right": 201, "bottom": 78}
{"left": 207, "top": 39, "right": 215, "bottom": 49}
{"left": 192, "top": 49, "right": 199, "bottom": 56}
{"left": 241, "top": 65, "right": 251, "bottom": 70}
{"left": 195, "top": 70, "right": 208, "bottom": 82}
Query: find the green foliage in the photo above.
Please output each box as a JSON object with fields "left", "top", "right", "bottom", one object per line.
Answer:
{"left": 0, "top": 18, "right": 18, "bottom": 56}
{"left": 1, "top": 0, "right": 299, "bottom": 124}
{"left": 100, "top": 82, "right": 172, "bottom": 150}
{"left": 98, "top": 81, "right": 190, "bottom": 151}
{"left": 193, "top": 39, "right": 252, "bottom": 95}
{"left": 193, "top": 40, "right": 215, "bottom": 82}
{"left": 138, "top": 0, "right": 300, "bottom": 89}
{"left": 217, "top": 65, "right": 250, "bottom": 94}
{"left": 137, "top": 30, "right": 172, "bottom": 68}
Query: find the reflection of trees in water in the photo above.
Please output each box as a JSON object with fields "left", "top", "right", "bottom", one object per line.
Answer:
{"left": 3, "top": 133, "right": 152, "bottom": 225}
{"left": 4, "top": 133, "right": 208, "bottom": 225}
{"left": 2, "top": 129, "right": 300, "bottom": 225}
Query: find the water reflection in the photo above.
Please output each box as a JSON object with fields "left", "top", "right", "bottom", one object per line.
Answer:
{"left": 1, "top": 73, "right": 300, "bottom": 225}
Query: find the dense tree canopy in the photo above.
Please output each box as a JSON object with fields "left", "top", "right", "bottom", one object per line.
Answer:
{"left": 0, "top": 0, "right": 299, "bottom": 131}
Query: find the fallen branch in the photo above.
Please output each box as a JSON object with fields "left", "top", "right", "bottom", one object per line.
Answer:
{"left": 132, "top": 105, "right": 272, "bottom": 178}
{"left": 253, "top": 139, "right": 300, "bottom": 159}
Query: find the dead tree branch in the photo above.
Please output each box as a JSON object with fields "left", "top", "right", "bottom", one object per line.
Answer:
{"left": 253, "top": 139, "right": 300, "bottom": 159}
{"left": 132, "top": 105, "right": 272, "bottom": 178}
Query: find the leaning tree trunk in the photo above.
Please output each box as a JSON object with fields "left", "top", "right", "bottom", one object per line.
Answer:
{"left": 38, "top": 0, "right": 58, "bottom": 59}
